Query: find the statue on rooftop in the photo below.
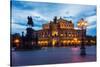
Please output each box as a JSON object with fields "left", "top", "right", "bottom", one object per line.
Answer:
{"left": 27, "top": 16, "right": 34, "bottom": 27}
{"left": 53, "top": 16, "right": 57, "bottom": 23}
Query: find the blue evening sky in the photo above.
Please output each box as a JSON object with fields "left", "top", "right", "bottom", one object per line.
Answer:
{"left": 11, "top": 1, "right": 96, "bottom": 36}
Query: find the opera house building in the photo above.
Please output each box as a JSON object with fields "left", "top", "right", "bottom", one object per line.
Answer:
{"left": 37, "top": 17, "right": 87, "bottom": 47}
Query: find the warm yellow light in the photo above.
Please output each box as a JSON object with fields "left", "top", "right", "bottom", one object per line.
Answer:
{"left": 73, "top": 38, "right": 77, "bottom": 41}
{"left": 68, "top": 34, "right": 71, "bottom": 36}
{"left": 38, "top": 41, "right": 48, "bottom": 46}
{"left": 63, "top": 40, "right": 67, "bottom": 43}
{"left": 61, "top": 34, "right": 63, "bottom": 36}
{"left": 52, "top": 31, "right": 58, "bottom": 36}
{"left": 84, "top": 22, "right": 87, "bottom": 26}
{"left": 52, "top": 39, "right": 57, "bottom": 46}
{"left": 44, "top": 41, "right": 48, "bottom": 43}
{"left": 41, "top": 41, "right": 48, "bottom": 43}
{"left": 60, "top": 24, "right": 67, "bottom": 29}
{"left": 90, "top": 40, "right": 95, "bottom": 43}
{"left": 67, "top": 40, "right": 70, "bottom": 43}
{"left": 38, "top": 41, "right": 41, "bottom": 44}
{"left": 14, "top": 39, "right": 20, "bottom": 43}
{"left": 78, "top": 40, "right": 80, "bottom": 42}
{"left": 77, "top": 23, "right": 81, "bottom": 26}
{"left": 77, "top": 19, "right": 88, "bottom": 28}
{"left": 71, "top": 40, "right": 74, "bottom": 43}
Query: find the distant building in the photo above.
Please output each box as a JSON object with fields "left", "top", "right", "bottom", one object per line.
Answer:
{"left": 37, "top": 17, "right": 87, "bottom": 47}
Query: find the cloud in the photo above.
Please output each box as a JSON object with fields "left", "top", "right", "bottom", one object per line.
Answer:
{"left": 12, "top": 23, "right": 27, "bottom": 29}
{"left": 33, "top": 26, "right": 42, "bottom": 30}
{"left": 11, "top": 6, "right": 48, "bottom": 30}
{"left": 87, "top": 24, "right": 96, "bottom": 29}
{"left": 84, "top": 15, "right": 96, "bottom": 30}
{"left": 11, "top": 1, "right": 96, "bottom": 36}
{"left": 85, "top": 15, "right": 96, "bottom": 25}
{"left": 14, "top": 22, "right": 27, "bottom": 26}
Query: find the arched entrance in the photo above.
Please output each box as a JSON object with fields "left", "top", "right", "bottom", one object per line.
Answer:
{"left": 52, "top": 39, "right": 57, "bottom": 47}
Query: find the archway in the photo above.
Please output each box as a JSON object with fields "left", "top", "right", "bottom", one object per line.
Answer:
{"left": 52, "top": 39, "right": 57, "bottom": 47}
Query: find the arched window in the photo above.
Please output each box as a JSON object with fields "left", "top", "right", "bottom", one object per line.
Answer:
{"left": 52, "top": 31, "right": 58, "bottom": 36}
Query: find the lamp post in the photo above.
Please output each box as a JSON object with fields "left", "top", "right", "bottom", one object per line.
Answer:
{"left": 77, "top": 18, "right": 87, "bottom": 56}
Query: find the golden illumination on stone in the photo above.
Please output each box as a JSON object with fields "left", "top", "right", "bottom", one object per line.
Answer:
{"left": 73, "top": 38, "right": 78, "bottom": 41}
{"left": 52, "top": 39, "right": 57, "bottom": 46}
{"left": 37, "top": 17, "right": 89, "bottom": 46}
{"left": 52, "top": 31, "right": 58, "bottom": 36}
{"left": 90, "top": 40, "right": 95, "bottom": 43}
{"left": 60, "top": 34, "right": 63, "bottom": 36}
{"left": 38, "top": 41, "right": 48, "bottom": 46}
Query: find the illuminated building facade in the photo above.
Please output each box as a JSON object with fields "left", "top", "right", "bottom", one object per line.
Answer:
{"left": 37, "top": 17, "right": 87, "bottom": 47}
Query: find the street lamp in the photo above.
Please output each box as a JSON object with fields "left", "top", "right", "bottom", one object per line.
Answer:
{"left": 77, "top": 18, "right": 87, "bottom": 56}
{"left": 77, "top": 18, "right": 87, "bottom": 30}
